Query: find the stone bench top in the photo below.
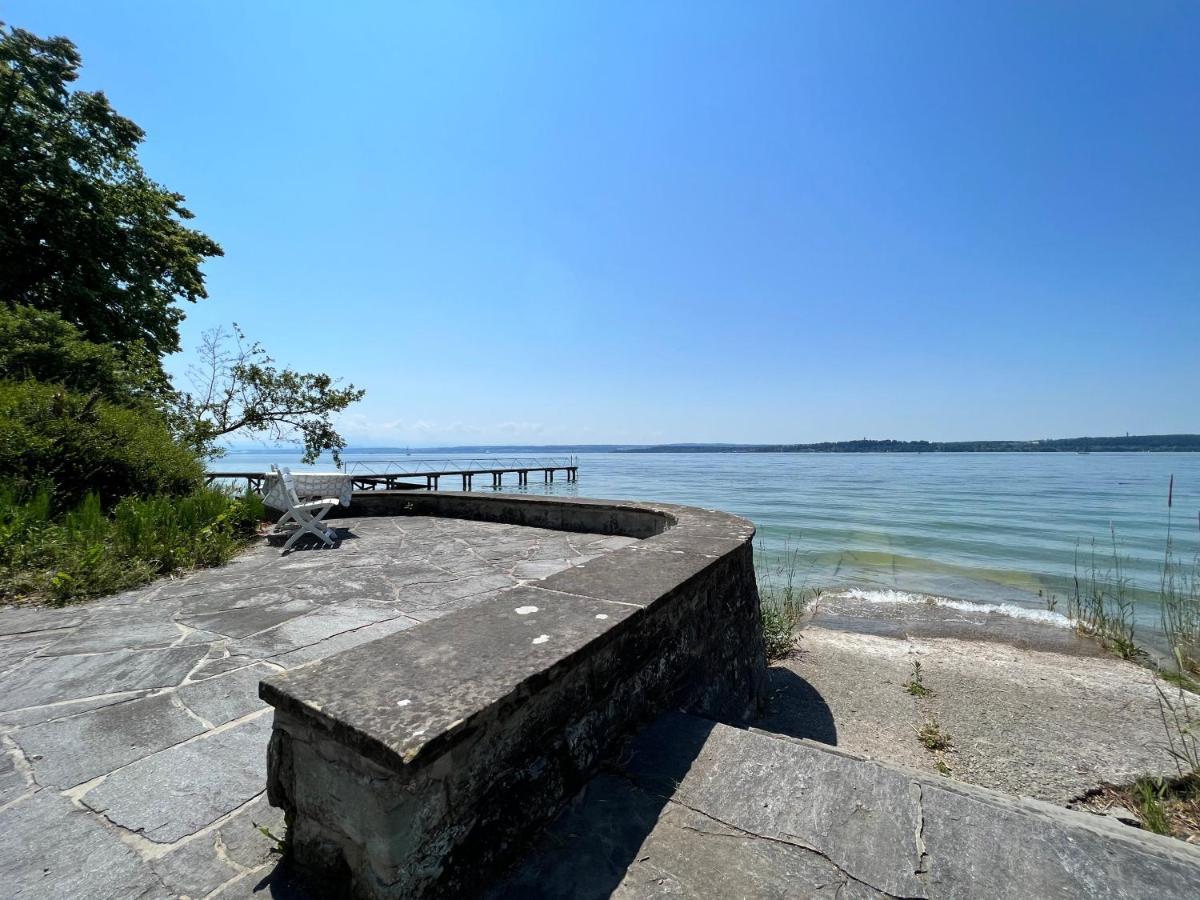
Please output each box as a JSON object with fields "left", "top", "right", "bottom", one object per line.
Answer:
{"left": 259, "top": 493, "right": 756, "bottom": 775}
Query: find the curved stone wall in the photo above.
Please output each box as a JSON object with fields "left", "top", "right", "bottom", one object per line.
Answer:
{"left": 259, "top": 491, "right": 766, "bottom": 899}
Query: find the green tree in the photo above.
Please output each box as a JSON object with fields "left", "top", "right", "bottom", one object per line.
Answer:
{"left": 175, "top": 325, "right": 366, "bottom": 464}
{"left": 0, "top": 305, "right": 168, "bottom": 406}
{"left": 0, "top": 24, "right": 222, "bottom": 355}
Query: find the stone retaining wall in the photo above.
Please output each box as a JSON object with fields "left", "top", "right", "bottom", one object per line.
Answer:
{"left": 259, "top": 492, "right": 766, "bottom": 899}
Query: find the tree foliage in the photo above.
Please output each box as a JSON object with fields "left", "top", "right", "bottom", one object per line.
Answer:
{"left": 0, "top": 304, "right": 168, "bottom": 406}
{"left": 0, "top": 24, "right": 222, "bottom": 355}
{"left": 0, "top": 24, "right": 365, "bottom": 486}
{"left": 0, "top": 379, "right": 203, "bottom": 508}
{"left": 175, "top": 325, "right": 366, "bottom": 464}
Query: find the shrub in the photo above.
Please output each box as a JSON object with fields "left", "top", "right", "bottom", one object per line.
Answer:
{"left": 0, "top": 305, "right": 169, "bottom": 406}
{"left": 0, "top": 483, "right": 265, "bottom": 605}
{"left": 0, "top": 379, "right": 203, "bottom": 508}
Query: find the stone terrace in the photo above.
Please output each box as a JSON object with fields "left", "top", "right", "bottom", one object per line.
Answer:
{"left": 0, "top": 516, "right": 636, "bottom": 899}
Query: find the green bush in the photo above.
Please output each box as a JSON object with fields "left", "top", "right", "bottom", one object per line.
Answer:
{"left": 0, "top": 379, "right": 203, "bottom": 508}
{"left": 0, "top": 305, "right": 170, "bottom": 406}
{"left": 0, "top": 483, "right": 265, "bottom": 605}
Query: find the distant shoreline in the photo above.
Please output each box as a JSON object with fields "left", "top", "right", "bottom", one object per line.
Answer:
{"left": 217, "top": 434, "right": 1200, "bottom": 456}
{"left": 622, "top": 435, "right": 1200, "bottom": 454}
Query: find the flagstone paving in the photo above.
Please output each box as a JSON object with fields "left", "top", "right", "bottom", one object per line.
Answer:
{"left": 0, "top": 515, "right": 636, "bottom": 899}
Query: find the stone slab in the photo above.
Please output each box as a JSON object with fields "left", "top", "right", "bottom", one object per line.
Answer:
{"left": 177, "top": 663, "right": 278, "bottom": 726}
{"left": 267, "top": 614, "right": 420, "bottom": 668}
{"left": 151, "top": 832, "right": 244, "bottom": 898}
{"left": 0, "top": 790, "right": 167, "bottom": 900}
{"left": 179, "top": 596, "right": 320, "bottom": 640}
{"left": 0, "top": 690, "right": 154, "bottom": 728}
{"left": 0, "top": 644, "right": 208, "bottom": 711}
{"left": 37, "top": 621, "right": 217, "bottom": 656}
{"left": 491, "top": 773, "right": 885, "bottom": 899}
{"left": 0, "top": 606, "right": 84, "bottom": 636}
{"left": 218, "top": 793, "right": 288, "bottom": 870}
{"left": 229, "top": 605, "right": 403, "bottom": 659}
{"left": 81, "top": 713, "right": 274, "bottom": 843}
{"left": 0, "top": 744, "right": 30, "bottom": 804}
{"left": 12, "top": 692, "right": 206, "bottom": 789}
{"left": 0, "top": 630, "right": 57, "bottom": 676}
{"left": 536, "top": 544, "right": 721, "bottom": 607}
{"left": 498, "top": 713, "right": 1200, "bottom": 899}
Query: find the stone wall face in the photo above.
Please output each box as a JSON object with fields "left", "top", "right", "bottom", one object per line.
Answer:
{"left": 260, "top": 493, "right": 765, "bottom": 899}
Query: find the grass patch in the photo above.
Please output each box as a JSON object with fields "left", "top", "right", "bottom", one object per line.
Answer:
{"left": 904, "top": 659, "right": 933, "bottom": 698}
{"left": 761, "top": 603, "right": 801, "bottom": 661}
{"left": 0, "top": 483, "right": 265, "bottom": 605}
{"left": 1089, "top": 776, "right": 1200, "bottom": 841}
{"left": 1133, "top": 777, "right": 1172, "bottom": 835}
{"left": 1158, "top": 668, "right": 1200, "bottom": 693}
{"left": 916, "top": 717, "right": 951, "bottom": 752}
{"left": 756, "top": 535, "right": 820, "bottom": 661}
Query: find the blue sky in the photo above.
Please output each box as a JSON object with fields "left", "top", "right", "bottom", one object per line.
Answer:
{"left": 9, "top": 2, "right": 1198, "bottom": 445}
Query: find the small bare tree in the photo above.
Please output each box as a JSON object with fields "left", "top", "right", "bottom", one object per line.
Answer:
{"left": 174, "top": 325, "right": 365, "bottom": 464}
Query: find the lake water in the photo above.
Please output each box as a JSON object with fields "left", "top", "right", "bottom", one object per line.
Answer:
{"left": 214, "top": 450, "right": 1200, "bottom": 634}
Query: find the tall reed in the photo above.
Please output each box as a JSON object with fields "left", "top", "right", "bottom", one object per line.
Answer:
{"left": 755, "top": 534, "right": 820, "bottom": 660}
{"left": 1068, "top": 525, "right": 1140, "bottom": 659}
{"left": 1160, "top": 474, "right": 1200, "bottom": 675}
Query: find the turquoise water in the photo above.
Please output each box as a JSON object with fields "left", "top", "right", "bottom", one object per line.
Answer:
{"left": 214, "top": 450, "right": 1200, "bottom": 631}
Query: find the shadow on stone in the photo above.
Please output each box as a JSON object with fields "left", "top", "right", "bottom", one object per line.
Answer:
{"left": 488, "top": 714, "right": 719, "bottom": 899}
{"left": 268, "top": 527, "right": 357, "bottom": 551}
{"left": 751, "top": 665, "right": 838, "bottom": 745}
{"left": 237, "top": 859, "right": 315, "bottom": 899}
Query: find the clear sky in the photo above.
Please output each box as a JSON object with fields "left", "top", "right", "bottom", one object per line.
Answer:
{"left": 8, "top": 2, "right": 1198, "bottom": 445}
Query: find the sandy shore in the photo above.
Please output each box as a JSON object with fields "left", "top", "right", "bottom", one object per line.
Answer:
{"left": 755, "top": 590, "right": 1179, "bottom": 806}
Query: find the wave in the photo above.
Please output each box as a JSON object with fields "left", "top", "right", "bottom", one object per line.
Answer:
{"left": 830, "top": 587, "right": 1074, "bottom": 629}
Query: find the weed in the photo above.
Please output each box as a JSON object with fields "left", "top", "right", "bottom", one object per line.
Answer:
{"left": 1158, "top": 668, "right": 1200, "bottom": 693}
{"left": 254, "top": 821, "right": 289, "bottom": 856}
{"left": 935, "top": 758, "right": 952, "bottom": 776}
{"left": 916, "top": 718, "right": 951, "bottom": 752}
{"left": 755, "top": 535, "right": 821, "bottom": 662}
{"left": 761, "top": 603, "right": 800, "bottom": 661}
{"left": 904, "top": 660, "right": 933, "bottom": 698}
{"left": 1133, "top": 777, "right": 1172, "bottom": 836}
{"left": 1156, "top": 677, "right": 1200, "bottom": 778}
{"left": 1038, "top": 588, "right": 1058, "bottom": 613}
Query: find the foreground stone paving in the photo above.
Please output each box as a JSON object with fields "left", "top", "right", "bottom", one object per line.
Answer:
{"left": 0, "top": 515, "right": 635, "bottom": 899}
{"left": 495, "top": 713, "right": 1200, "bottom": 899}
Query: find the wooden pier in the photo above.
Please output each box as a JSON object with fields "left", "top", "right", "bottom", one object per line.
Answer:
{"left": 205, "top": 457, "right": 579, "bottom": 494}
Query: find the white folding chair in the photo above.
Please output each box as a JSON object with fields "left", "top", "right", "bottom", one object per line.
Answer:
{"left": 271, "top": 465, "right": 340, "bottom": 553}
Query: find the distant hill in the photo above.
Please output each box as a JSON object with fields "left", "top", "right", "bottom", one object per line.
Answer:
{"left": 621, "top": 435, "right": 1200, "bottom": 453}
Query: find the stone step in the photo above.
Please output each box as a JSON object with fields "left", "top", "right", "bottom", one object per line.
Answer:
{"left": 493, "top": 712, "right": 1200, "bottom": 899}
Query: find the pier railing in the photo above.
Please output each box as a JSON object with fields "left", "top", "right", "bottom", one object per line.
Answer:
{"left": 205, "top": 456, "right": 579, "bottom": 493}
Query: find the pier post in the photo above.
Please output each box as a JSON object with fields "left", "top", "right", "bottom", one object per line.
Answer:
{"left": 462, "top": 474, "right": 468, "bottom": 491}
